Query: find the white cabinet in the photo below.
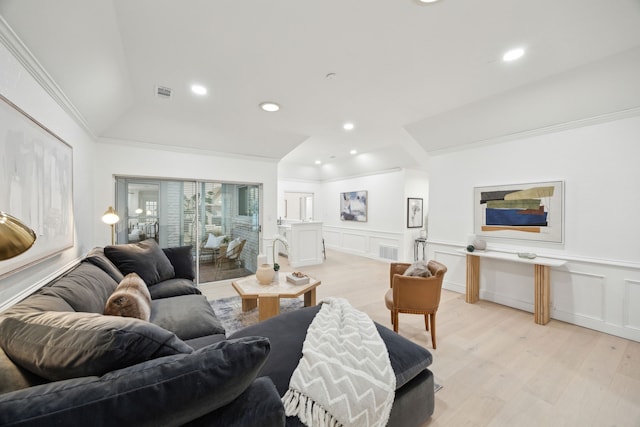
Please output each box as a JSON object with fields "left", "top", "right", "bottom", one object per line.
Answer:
{"left": 277, "top": 222, "right": 323, "bottom": 268}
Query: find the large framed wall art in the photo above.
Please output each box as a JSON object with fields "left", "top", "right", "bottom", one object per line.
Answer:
{"left": 340, "top": 190, "right": 367, "bottom": 222}
{"left": 0, "top": 94, "right": 74, "bottom": 277}
{"left": 474, "top": 181, "right": 564, "bottom": 243}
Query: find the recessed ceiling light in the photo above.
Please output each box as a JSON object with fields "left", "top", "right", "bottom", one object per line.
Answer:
{"left": 417, "top": 0, "right": 441, "bottom": 4}
{"left": 503, "top": 48, "right": 525, "bottom": 62}
{"left": 350, "top": 149, "right": 357, "bottom": 155}
{"left": 191, "top": 84, "right": 207, "bottom": 95}
{"left": 343, "top": 122, "right": 355, "bottom": 131}
{"left": 260, "top": 102, "right": 280, "bottom": 112}
{"left": 315, "top": 160, "right": 322, "bottom": 165}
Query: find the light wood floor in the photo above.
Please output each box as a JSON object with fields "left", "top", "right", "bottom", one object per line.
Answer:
{"left": 199, "top": 250, "right": 640, "bottom": 427}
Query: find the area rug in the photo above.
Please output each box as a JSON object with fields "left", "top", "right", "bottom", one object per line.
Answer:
{"left": 210, "top": 295, "right": 304, "bottom": 336}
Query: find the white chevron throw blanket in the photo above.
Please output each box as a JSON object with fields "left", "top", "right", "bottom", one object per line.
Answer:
{"left": 282, "top": 297, "right": 396, "bottom": 427}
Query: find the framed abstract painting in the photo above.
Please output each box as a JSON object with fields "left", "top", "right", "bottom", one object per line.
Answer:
{"left": 340, "top": 191, "right": 367, "bottom": 222}
{"left": 474, "top": 181, "right": 564, "bottom": 243}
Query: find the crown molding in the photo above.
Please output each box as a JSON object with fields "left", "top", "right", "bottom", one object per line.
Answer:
{"left": 0, "top": 16, "right": 94, "bottom": 138}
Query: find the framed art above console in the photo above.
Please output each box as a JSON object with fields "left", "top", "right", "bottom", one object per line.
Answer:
{"left": 474, "top": 181, "right": 564, "bottom": 243}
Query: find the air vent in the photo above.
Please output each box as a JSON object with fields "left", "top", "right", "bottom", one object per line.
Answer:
{"left": 379, "top": 245, "right": 398, "bottom": 261}
{"left": 155, "top": 85, "right": 173, "bottom": 99}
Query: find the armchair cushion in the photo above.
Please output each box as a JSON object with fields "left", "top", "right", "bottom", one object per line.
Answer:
{"left": 226, "top": 238, "right": 242, "bottom": 257}
{"left": 0, "top": 311, "right": 192, "bottom": 381}
{"left": 105, "top": 239, "right": 175, "bottom": 286}
{"left": 0, "top": 337, "right": 271, "bottom": 427}
{"left": 204, "top": 234, "right": 226, "bottom": 249}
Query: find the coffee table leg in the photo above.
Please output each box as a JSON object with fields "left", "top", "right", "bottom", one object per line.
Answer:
{"left": 304, "top": 288, "right": 316, "bottom": 307}
{"left": 259, "top": 295, "right": 280, "bottom": 321}
{"left": 242, "top": 298, "right": 257, "bottom": 312}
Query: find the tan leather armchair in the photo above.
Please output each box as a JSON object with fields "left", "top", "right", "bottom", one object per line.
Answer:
{"left": 385, "top": 260, "right": 448, "bottom": 349}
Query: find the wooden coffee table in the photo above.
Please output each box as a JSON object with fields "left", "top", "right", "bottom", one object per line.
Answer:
{"left": 231, "top": 272, "right": 321, "bottom": 321}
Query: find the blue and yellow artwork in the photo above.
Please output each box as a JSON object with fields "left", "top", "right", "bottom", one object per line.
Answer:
{"left": 474, "top": 182, "right": 563, "bottom": 243}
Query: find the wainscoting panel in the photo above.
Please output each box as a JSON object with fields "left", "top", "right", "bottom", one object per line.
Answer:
{"left": 553, "top": 270, "right": 605, "bottom": 322}
{"left": 322, "top": 225, "right": 403, "bottom": 261}
{"left": 342, "top": 233, "right": 368, "bottom": 254}
{"left": 624, "top": 279, "right": 640, "bottom": 331}
{"left": 428, "top": 240, "right": 640, "bottom": 342}
{"left": 433, "top": 249, "right": 466, "bottom": 294}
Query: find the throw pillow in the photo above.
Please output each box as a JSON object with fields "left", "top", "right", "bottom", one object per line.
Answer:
{"left": 226, "top": 238, "right": 241, "bottom": 257}
{"left": 104, "top": 239, "right": 175, "bottom": 286}
{"left": 0, "top": 337, "right": 271, "bottom": 426}
{"left": 162, "top": 245, "right": 195, "bottom": 280}
{"left": 0, "top": 311, "right": 192, "bottom": 381}
{"left": 104, "top": 273, "right": 152, "bottom": 321}
{"left": 204, "top": 234, "right": 225, "bottom": 249}
{"left": 403, "top": 260, "right": 432, "bottom": 277}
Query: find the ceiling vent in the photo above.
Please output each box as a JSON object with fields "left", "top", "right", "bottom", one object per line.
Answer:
{"left": 155, "top": 85, "right": 173, "bottom": 99}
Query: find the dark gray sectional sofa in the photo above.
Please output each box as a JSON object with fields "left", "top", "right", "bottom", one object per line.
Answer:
{"left": 0, "top": 239, "right": 435, "bottom": 426}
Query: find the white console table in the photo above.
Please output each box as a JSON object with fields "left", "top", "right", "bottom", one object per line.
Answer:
{"left": 459, "top": 249, "right": 566, "bottom": 325}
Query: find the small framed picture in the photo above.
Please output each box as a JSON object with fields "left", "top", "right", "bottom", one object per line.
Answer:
{"left": 407, "top": 198, "right": 423, "bottom": 228}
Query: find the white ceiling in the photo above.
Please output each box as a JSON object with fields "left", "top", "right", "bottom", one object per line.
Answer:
{"left": 1, "top": 0, "right": 639, "bottom": 181}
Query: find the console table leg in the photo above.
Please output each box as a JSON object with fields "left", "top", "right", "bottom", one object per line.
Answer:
{"left": 466, "top": 255, "right": 480, "bottom": 303}
{"left": 534, "top": 264, "right": 551, "bottom": 325}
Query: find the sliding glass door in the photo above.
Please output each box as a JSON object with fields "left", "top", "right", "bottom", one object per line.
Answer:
{"left": 115, "top": 177, "right": 261, "bottom": 284}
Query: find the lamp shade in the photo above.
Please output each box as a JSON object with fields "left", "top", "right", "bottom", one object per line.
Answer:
{"left": 102, "top": 206, "right": 120, "bottom": 225}
{"left": 0, "top": 212, "right": 37, "bottom": 261}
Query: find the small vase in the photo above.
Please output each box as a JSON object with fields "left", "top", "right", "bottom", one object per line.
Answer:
{"left": 272, "top": 271, "right": 280, "bottom": 283}
{"left": 256, "top": 264, "right": 275, "bottom": 285}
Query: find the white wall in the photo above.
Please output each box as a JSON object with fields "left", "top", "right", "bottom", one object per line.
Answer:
{"left": 0, "top": 40, "right": 96, "bottom": 309}
{"left": 427, "top": 115, "right": 640, "bottom": 341}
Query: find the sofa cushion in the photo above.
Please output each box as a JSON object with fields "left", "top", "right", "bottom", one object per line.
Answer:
{"left": 104, "top": 239, "right": 175, "bottom": 286}
{"left": 162, "top": 245, "right": 195, "bottom": 280}
{"left": 148, "top": 278, "right": 201, "bottom": 299}
{"left": 0, "top": 337, "right": 271, "bottom": 427}
{"left": 151, "top": 295, "right": 225, "bottom": 340}
{"left": 37, "top": 263, "right": 119, "bottom": 314}
{"left": 0, "top": 311, "right": 192, "bottom": 381}
{"left": 104, "top": 273, "right": 152, "bottom": 321}
{"left": 83, "top": 247, "right": 125, "bottom": 283}
{"left": 229, "top": 305, "right": 433, "bottom": 394}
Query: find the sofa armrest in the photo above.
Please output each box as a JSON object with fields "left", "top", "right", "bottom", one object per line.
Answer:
{"left": 184, "top": 377, "right": 285, "bottom": 427}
